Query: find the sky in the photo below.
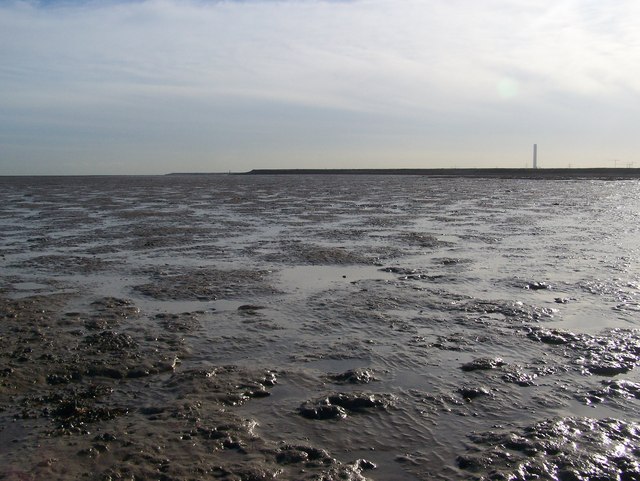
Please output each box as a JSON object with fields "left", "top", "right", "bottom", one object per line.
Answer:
{"left": 1, "top": 0, "right": 639, "bottom": 174}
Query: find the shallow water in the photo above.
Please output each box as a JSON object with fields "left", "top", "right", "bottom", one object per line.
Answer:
{"left": 1, "top": 174, "right": 639, "bottom": 480}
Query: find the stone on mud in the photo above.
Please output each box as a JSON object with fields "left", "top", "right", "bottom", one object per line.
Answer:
{"left": 327, "top": 368, "right": 377, "bottom": 385}
{"left": 461, "top": 357, "right": 507, "bottom": 372}
{"left": 527, "top": 327, "right": 578, "bottom": 345}
{"left": 298, "top": 402, "right": 348, "bottom": 420}
{"left": 327, "top": 392, "right": 394, "bottom": 412}
{"left": 458, "top": 386, "right": 491, "bottom": 401}
{"left": 298, "top": 392, "right": 395, "bottom": 420}
{"left": 501, "top": 368, "right": 538, "bottom": 387}
{"left": 276, "top": 444, "right": 335, "bottom": 466}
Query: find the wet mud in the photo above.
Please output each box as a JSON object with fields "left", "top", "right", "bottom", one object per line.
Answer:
{"left": 1, "top": 174, "right": 640, "bottom": 480}
{"left": 459, "top": 417, "right": 640, "bottom": 480}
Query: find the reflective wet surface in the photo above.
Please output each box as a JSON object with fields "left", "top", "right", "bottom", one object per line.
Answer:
{"left": 1, "top": 174, "right": 639, "bottom": 480}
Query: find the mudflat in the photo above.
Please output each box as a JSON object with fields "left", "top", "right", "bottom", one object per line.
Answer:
{"left": 1, "top": 174, "right": 639, "bottom": 480}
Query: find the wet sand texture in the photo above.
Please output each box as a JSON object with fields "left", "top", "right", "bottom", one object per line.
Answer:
{"left": 1, "top": 174, "right": 640, "bottom": 480}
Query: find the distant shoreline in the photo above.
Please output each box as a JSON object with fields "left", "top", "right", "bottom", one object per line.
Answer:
{"left": 234, "top": 168, "right": 640, "bottom": 179}
{"left": 3, "top": 168, "right": 639, "bottom": 179}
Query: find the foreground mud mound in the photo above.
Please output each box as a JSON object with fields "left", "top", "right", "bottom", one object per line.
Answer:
{"left": 0, "top": 294, "right": 376, "bottom": 481}
{"left": 459, "top": 417, "right": 640, "bottom": 480}
{"left": 526, "top": 326, "right": 640, "bottom": 376}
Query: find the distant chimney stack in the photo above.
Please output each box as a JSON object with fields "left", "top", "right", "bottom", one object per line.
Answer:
{"left": 533, "top": 144, "right": 538, "bottom": 169}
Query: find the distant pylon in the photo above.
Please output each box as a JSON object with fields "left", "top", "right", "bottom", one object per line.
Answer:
{"left": 533, "top": 144, "right": 538, "bottom": 169}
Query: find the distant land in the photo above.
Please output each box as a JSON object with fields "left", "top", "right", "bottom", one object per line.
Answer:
{"left": 168, "top": 168, "right": 640, "bottom": 179}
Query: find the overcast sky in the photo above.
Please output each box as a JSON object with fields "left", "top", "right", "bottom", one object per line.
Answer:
{"left": 1, "top": 0, "right": 639, "bottom": 174}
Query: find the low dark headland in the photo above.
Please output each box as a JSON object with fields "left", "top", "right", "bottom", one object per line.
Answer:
{"left": 241, "top": 168, "right": 640, "bottom": 179}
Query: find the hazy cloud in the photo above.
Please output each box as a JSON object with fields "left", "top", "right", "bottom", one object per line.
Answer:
{"left": 1, "top": 0, "right": 639, "bottom": 173}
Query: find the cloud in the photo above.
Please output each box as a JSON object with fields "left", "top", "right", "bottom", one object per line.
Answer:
{"left": 1, "top": 0, "right": 640, "bottom": 173}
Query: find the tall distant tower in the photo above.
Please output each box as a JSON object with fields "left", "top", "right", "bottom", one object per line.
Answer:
{"left": 533, "top": 144, "right": 538, "bottom": 169}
